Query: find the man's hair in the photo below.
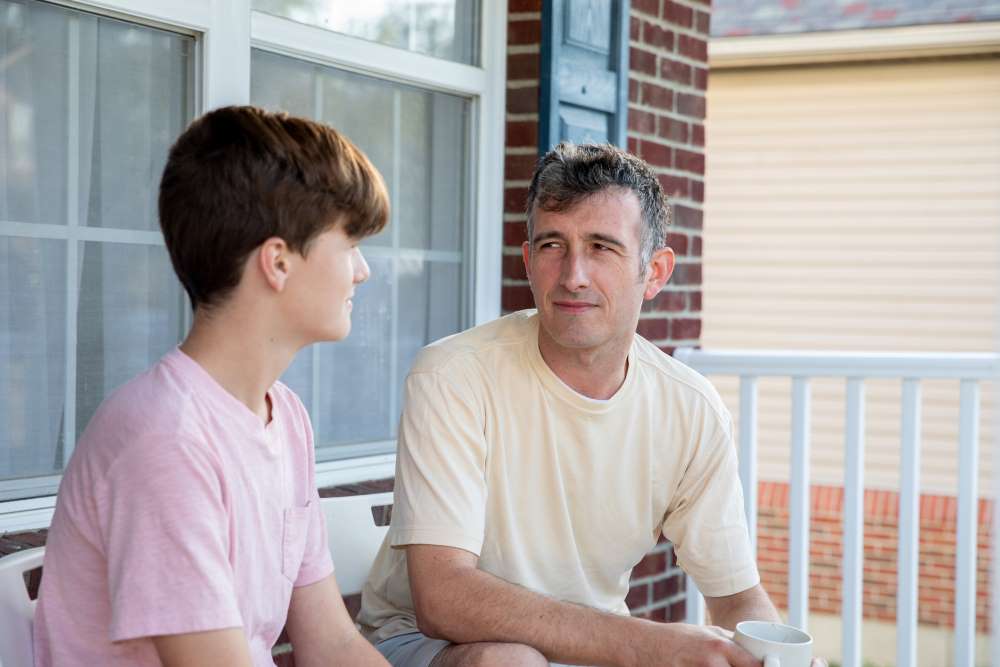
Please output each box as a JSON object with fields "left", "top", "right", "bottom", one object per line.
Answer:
{"left": 525, "top": 142, "right": 670, "bottom": 272}
{"left": 158, "top": 105, "right": 389, "bottom": 310}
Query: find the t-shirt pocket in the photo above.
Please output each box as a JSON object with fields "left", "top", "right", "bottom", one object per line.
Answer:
{"left": 281, "top": 503, "right": 312, "bottom": 584}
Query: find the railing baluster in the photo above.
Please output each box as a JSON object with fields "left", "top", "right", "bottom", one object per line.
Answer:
{"left": 955, "top": 380, "right": 980, "bottom": 667}
{"left": 739, "top": 376, "right": 759, "bottom": 550}
{"left": 789, "top": 377, "right": 811, "bottom": 630}
{"left": 897, "top": 379, "right": 921, "bottom": 667}
{"left": 685, "top": 575, "right": 705, "bottom": 625}
{"left": 842, "top": 378, "right": 865, "bottom": 667}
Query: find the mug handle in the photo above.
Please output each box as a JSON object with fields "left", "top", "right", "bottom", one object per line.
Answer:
{"left": 763, "top": 655, "right": 781, "bottom": 667}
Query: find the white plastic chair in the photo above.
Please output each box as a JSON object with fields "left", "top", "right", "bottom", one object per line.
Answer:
{"left": 0, "top": 547, "right": 45, "bottom": 667}
{"left": 321, "top": 492, "right": 393, "bottom": 596}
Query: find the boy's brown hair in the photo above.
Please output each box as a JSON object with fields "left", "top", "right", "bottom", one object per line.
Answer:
{"left": 158, "top": 105, "right": 389, "bottom": 310}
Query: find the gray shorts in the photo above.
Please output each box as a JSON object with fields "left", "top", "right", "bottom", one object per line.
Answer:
{"left": 374, "top": 631, "right": 451, "bottom": 667}
{"left": 374, "top": 631, "right": 572, "bottom": 667}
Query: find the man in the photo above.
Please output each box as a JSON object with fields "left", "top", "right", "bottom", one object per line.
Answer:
{"left": 358, "top": 142, "right": 794, "bottom": 667}
{"left": 35, "top": 106, "right": 391, "bottom": 667}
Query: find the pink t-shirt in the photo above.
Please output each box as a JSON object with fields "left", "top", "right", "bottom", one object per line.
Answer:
{"left": 34, "top": 348, "right": 334, "bottom": 667}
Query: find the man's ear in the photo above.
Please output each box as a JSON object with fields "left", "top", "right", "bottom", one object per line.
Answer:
{"left": 257, "top": 237, "right": 291, "bottom": 292}
{"left": 521, "top": 241, "right": 532, "bottom": 285}
{"left": 643, "top": 246, "right": 676, "bottom": 300}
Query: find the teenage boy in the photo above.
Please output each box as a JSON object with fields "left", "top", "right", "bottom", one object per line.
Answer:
{"left": 35, "top": 106, "right": 392, "bottom": 667}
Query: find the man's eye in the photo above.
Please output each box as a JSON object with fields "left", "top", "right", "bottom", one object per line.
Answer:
{"left": 594, "top": 244, "right": 610, "bottom": 251}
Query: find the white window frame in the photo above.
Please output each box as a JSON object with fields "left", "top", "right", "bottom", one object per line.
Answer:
{"left": 0, "top": 0, "right": 507, "bottom": 531}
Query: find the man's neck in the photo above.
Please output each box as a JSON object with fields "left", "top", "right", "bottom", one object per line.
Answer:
{"left": 536, "top": 329, "right": 631, "bottom": 400}
{"left": 179, "top": 303, "right": 298, "bottom": 424}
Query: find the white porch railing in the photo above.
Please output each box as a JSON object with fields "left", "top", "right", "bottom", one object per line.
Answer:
{"left": 672, "top": 348, "right": 999, "bottom": 667}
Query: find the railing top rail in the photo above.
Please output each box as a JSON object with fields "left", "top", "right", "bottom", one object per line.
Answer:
{"left": 673, "top": 348, "right": 1000, "bottom": 380}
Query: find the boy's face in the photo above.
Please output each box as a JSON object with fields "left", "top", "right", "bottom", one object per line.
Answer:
{"left": 284, "top": 226, "right": 370, "bottom": 343}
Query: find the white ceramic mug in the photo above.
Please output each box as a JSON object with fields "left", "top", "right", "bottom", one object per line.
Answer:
{"left": 734, "top": 621, "right": 812, "bottom": 667}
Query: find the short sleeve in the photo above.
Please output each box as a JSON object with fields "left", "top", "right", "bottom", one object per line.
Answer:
{"left": 98, "top": 439, "right": 243, "bottom": 641}
{"left": 661, "top": 416, "right": 760, "bottom": 598}
{"left": 390, "top": 369, "right": 488, "bottom": 555}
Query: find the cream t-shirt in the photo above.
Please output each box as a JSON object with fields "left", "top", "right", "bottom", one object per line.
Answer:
{"left": 358, "top": 310, "right": 758, "bottom": 643}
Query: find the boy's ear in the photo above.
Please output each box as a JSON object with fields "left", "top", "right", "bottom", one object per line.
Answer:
{"left": 258, "top": 237, "right": 291, "bottom": 292}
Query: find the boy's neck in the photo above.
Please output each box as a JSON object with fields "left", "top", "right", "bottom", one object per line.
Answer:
{"left": 179, "top": 303, "right": 298, "bottom": 425}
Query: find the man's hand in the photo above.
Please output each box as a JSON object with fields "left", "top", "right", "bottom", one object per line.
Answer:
{"left": 631, "top": 623, "right": 759, "bottom": 667}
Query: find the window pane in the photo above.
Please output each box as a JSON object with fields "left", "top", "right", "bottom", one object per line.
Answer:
{"left": 0, "top": 0, "right": 193, "bottom": 499}
{"left": 253, "top": 0, "right": 480, "bottom": 65}
{"left": 252, "top": 49, "right": 471, "bottom": 458}
{"left": 76, "top": 243, "right": 185, "bottom": 436}
{"left": 0, "top": 238, "right": 66, "bottom": 486}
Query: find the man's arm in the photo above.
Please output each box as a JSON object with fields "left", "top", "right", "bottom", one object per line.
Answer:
{"left": 407, "top": 544, "right": 760, "bottom": 667}
{"left": 705, "top": 585, "right": 781, "bottom": 630}
{"left": 152, "top": 629, "right": 253, "bottom": 667}
{"left": 285, "top": 574, "right": 390, "bottom": 667}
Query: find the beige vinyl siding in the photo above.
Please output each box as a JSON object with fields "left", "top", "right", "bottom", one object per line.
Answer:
{"left": 702, "top": 56, "right": 1000, "bottom": 494}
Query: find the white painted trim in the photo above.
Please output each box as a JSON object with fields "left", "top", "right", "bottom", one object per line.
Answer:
{"left": 41, "top": 0, "right": 212, "bottom": 33}
{"left": 251, "top": 12, "right": 488, "bottom": 97}
{"left": 472, "top": 0, "right": 507, "bottom": 325}
{"left": 710, "top": 21, "right": 1000, "bottom": 68}
{"left": 314, "top": 454, "right": 396, "bottom": 489}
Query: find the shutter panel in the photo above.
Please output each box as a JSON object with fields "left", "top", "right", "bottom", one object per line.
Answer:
{"left": 540, "top": 0, "right": 630, "bottom": 151}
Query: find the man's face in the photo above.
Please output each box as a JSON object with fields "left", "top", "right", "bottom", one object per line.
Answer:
{"left": 523, "top": 188, "right": 665, "bottom": 355}
{"left": 285, "top": 226, "right": 370, "bottom": 343}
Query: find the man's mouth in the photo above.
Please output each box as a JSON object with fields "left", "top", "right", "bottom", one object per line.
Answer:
{"left": 553, "top": 300, "right": 596, "bottom": 313}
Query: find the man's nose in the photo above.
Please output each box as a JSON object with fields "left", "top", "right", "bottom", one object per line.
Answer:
{"left": 559, "top": 250, "right": 590, "bottom": 292}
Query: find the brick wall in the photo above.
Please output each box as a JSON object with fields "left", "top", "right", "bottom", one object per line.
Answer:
{"left": 503, "top": 0, "right": 711, "bottom": 621}
{"left": 757, "top": 481, "right": 994, "bottom": 632}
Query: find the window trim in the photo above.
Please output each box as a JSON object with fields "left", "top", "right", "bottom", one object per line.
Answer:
{"left": 0, "top": 0, "right": 507, "bottom": 532}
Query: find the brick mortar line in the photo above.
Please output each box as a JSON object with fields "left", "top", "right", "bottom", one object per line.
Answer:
{"left": 507, "top": 44, "right": 541, "bottom": 55}
{"left": 506, "top": 112, "right": 538, "bottom": 121}
{"left": 627, "top": 50, "right": 709, "bottom": 72}
{"left": 508, "top": 79, "right": 540, "bottom": 89}
{"left": 630, "top": 23, "right": 712, "bottom": 46}
{"left": 628, "top": 72, "right": 706, "bottom": 97}
{"left": 628, "top": 102, "right": 708, "bottom": 123}
{"left": 509, "top": 12, "right": 541, "bottom": 20}
{"left": 505, "top": 147, "right": 537, "bottom": 156}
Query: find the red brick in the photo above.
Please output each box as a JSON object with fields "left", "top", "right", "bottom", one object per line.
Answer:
{"left": 628, "top": 108, "right": 656, "bottom": 135}
{"left": 672, "top": 204, "right": 703, "bottom": 230}
{"left": 691, "top": 179, "right": 704, "bottom": 202}
{"left": 506, "top": 121, "right": 538, "bottom": 148}
{"left": 678, "top": 35, "right": 707, "bottom": 61}
{"left": 632, "top": 551, "right": 667, "bottom": 578}
{"left": 657, "top": 117, "right": 688, "bottom": 143}
{"left": 645, "top": 289, "right": 686, "bottom": 312}
{"left": 695, "top": 10, "right": 711, "bottom": 35}
{"left": 504, "top": 187, "right": 529, "bottom": 213}
{"left": 692, "top": 124, "right": 705, "bottom": 147}
{"left": 658, "top": 174, "right": 690, "bottom": 199}
{"left": 688, "top": 291, "right": 701, "bottom": 311}
{"left": 662, "top": 1, "right": 693, "bottom": 27}
{"left": 629, "top": 79, "right": 639, "bottom": 104}
{"left": 626, "top": 582, "right": 650, "bottom": 608}
{"left": 647, "top": 606, "right": 667, "bottom": 621}
{"left": 502, "top": 285, "right": 535, "bottom": 312}
{"left": 641, "top": 82, "right": 674, "bottom": 111}
{"left": 507, "top": 86, "right": 539, "bottom": 114}
{"left": 660, "top": 58, "right": 692, "bottom": 85}
{"left": 639, "top": 139, "right": 672, "bottom": 168}
{"left": 630, "top": 16, "right": 640, "bottom": 41}
{"left": 627, "top": 136, "right": 639, "bottom": 154}
{"left": 665, "top": 231, "right": 688, "bottom": 255}
{"left": 508, "top": 19, "right": 541, "bottom": 45}
{"left": 671, "top": 265, "right": 701, "bottom": 287}
{"left": 694, "top": 67, "right": 709, "bottom": 91}
{"left": 633, "top": 0, "right": 660, "bottom": 17}
{"left": 653, "top": 575, "right": 681, "bottom": 600}
{"left": 507, "top": 52, "right": 539, "bottom": 80}
{"left": 637, "top": 317, "right": 669, "bottom": 340}
{"left": 630, "top": 47, "right": 658, "bottom": 76}
{"left": 508, "top": 0, "right": 541, "bottom": 10}
{"left": 505, "top": 153, "right": 537, "bottom": 182}
{"left": 503, "top": 254, "right": 528, "bottom": 280}
{"left": 642, "top": 21, "right": 675, "bottom": 51}
{"left": 677, "top": 93, "right": 706, "bottom": 119}
{"left": 671, "top": 317, "right": 700, "bottom": 339}
{"left": 503, "top": 222, "right": 527, "bottom": 247}
{"left": 675, "top": 148, "right": 705, "bottom": 174}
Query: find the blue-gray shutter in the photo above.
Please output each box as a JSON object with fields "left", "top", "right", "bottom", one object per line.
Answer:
{"left": 539, "top": 0, "right": 630, "bottom": 151}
